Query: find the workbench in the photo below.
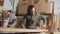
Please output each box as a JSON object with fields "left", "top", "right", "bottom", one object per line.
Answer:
{"left": 0, "top": 28, "right": 48, "bottom": 34}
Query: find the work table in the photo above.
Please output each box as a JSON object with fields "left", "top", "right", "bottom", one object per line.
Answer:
{"left": 0, "top": 28, "right": 48, "bottom": 33}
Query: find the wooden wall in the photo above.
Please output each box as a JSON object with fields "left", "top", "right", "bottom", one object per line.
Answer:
{"left": 17, "top": 0, "right": 51, "bottom": 15}
{"left": 35, "top": 0, "right": 51, "bottom": 13}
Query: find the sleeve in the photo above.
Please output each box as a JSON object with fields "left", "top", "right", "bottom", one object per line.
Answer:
{"left": 36, "top": 15, "right": 40, "bottom": 27}
{"left": 21, "top": 16, "right": 26, "bottom": 28}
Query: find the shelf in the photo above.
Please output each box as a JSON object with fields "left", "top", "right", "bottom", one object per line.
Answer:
{"left": 0, "top": 28, "right": 48, "bottom": 33}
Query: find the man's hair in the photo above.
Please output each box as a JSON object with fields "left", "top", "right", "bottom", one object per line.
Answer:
{"left": 27, "top": 5, "right": 34, "bottom": 15}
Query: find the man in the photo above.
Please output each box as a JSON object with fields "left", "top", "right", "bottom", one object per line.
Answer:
{"left": 25, "top": 5, "right": 41, "bottom": 29}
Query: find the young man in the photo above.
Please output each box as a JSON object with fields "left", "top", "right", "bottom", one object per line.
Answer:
{"left": 25, "top": 5, "right": 41, "bottom": 29}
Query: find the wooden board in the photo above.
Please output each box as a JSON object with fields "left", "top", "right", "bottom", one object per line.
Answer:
{"left": 0, "top": 0, "right": 4, "bottom": 6}
{"left": 16, "top": 0, "right": 51, "bottom": 16}
{"left": 0, "top": 28, "right": 48, "bottom": 33}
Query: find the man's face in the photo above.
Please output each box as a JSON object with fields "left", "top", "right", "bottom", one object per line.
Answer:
{"left": 32, "top": 7, "right": 35, "bottom": 14}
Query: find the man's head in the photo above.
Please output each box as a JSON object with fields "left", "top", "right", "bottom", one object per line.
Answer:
{"left": 27, "top": 5, "right": 36, "bottom": 15}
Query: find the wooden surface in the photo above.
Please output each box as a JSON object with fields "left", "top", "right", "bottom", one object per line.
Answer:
{"left": 0, "top": 0, "right": 4, "bottom": 6}
{"left": 0, "top": 28, "right": 48, "bottom": 33}
{"left": 54, "top": 32, "right": 60, "bottom": 34}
